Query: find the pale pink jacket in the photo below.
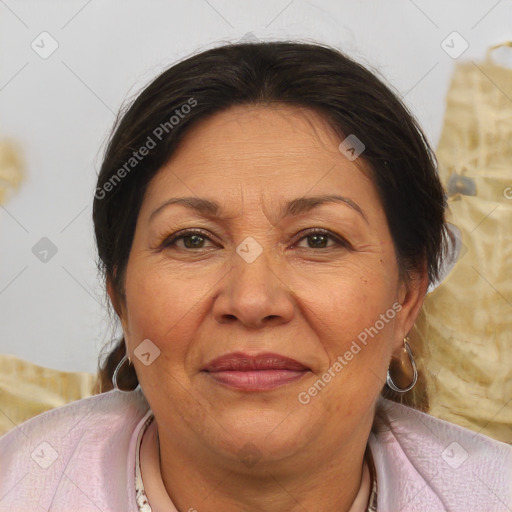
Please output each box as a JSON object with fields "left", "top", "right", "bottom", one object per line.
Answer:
{"left": 0, "top": 388, "right": 510, "bottom": 511}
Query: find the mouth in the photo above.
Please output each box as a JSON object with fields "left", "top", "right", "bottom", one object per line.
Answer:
{"left": 201, "top": 352, "right": 310, "bottom": 391}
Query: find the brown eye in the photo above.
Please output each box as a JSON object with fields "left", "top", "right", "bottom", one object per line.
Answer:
{"left": 162, "top": 229, "right": 215, "bottom": 250}
{"left": 294, "top": 229, "right": 350, "bottom": 250}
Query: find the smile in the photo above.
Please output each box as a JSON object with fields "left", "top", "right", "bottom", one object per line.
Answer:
{"left": 201, "top": 352, "right": 310, "bottom": 391}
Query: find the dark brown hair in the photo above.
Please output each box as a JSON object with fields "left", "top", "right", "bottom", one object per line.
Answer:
{"left": 92, "top": 40, "right": 449, "bottom": 410}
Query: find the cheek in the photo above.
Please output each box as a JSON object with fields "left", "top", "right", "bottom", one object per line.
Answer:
{"left": 310, "top": 263, "right": 397, "bottom": 354}
{"left": 300, "top": 264, "right": 397, "bottom": 407}
{"left": 122, "top": 262, "right": 204, "bottom": 358}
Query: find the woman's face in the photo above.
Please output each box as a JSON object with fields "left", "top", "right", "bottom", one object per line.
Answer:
{"left": 112, "top": 104, "right": 425, "bottom": 470}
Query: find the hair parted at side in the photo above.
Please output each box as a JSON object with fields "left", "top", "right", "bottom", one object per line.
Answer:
{"left": 92, "top": 40, "right": 450, "bottom": 410}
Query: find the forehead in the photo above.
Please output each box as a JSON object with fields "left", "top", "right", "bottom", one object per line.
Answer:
{"left": 196, "top": 104, "right": 342, "bottom": 165}
{"left": 141, "top": 104, "right": 377, "bottom": 216}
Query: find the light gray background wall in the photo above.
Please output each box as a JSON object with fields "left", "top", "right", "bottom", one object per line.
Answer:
{"left": 1, "top": 0, "right": 510, "bottom": 373}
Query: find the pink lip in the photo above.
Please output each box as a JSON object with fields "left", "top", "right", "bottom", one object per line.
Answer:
{"left": 202, "top": 352, "right": 310, "bottom": 391}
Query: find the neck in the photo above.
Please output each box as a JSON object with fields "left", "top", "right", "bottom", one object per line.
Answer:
{"left": 152, "top": 425, "right": 373, "bottom": 512}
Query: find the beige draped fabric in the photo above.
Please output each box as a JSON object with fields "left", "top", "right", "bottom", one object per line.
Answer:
{"left": 417, "top": 42, "right": 512, "bottom": 443}
{"left": 0, "top": 354, "right": 96, "bottom": 436}
{"left": 0, "top": 140, "right": 23, "bottom": 205}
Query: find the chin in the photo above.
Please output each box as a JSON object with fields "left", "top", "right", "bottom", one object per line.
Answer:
{"left": 206, "top": 402, "right": 321, "bottom": 466}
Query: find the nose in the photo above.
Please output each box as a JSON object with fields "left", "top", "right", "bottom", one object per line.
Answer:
{"left": 212, "top": 243, "right": 295, "bottom": 329}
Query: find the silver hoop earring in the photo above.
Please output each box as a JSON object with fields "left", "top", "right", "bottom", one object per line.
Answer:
{"left": 112, "top": 354, "right": 138, "bottom": 392}
{"left": 386, "top": 338, "right": 418, "bottom": 393}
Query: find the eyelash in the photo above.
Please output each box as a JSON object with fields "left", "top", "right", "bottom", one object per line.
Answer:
{"left": 160, "top": 228, "right": 351, "bottom": 251}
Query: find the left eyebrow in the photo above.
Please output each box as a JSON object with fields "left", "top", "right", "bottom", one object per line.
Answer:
{"left": 282, "top": 194, "right": 368, "bottom": 224}
{"left": 149, "top": 194, "right": 368, "bottom": 224}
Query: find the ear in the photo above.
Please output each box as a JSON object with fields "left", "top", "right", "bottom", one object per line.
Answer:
{"left": 106, "top": 269, "right": 124, "bottom": 320}
{"left": 393, "top": 264, "right": 429, "bottom": 354}
{"left": 107, "top": 272, "right": 131, "bottom": 340}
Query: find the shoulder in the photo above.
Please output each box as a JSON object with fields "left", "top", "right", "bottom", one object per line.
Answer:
{"left": 369, "top": 397, "right": 512, "bottom": 512}
{"left": 0, "top": 388, "right": 151, "bottom": 511}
